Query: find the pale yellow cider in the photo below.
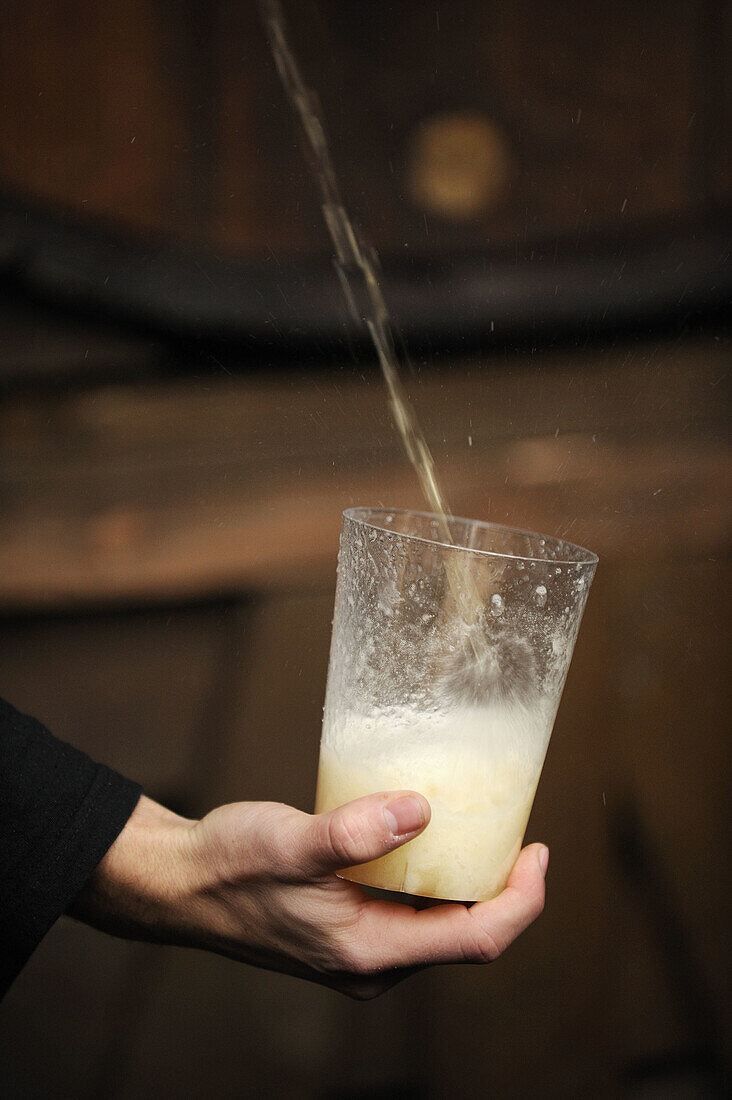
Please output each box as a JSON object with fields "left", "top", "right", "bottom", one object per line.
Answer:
{"left": 315, "top": 704, "right": 547, "bottom": 902}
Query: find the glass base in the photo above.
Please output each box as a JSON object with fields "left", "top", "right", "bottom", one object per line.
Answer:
{"left": 336, "top": 868, "right": 482, "bottom": 906}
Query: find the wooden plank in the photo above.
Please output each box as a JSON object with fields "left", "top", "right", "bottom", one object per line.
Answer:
{"left": 0, "top": 339, "right": 729, "bottom": 609}
{"left": 2, "top": 339, "right": 726, "bottom": 475}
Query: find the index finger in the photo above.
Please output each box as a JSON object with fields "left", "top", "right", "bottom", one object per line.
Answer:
{"left": 352, "top": 843, "right": 548, "bottom": 971}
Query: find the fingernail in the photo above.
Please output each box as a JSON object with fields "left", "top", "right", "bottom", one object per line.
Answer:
{"left": 538, "top": 845, "right": 549, "bottom": 877}
{"left": 384, "top": 796, "right": 426, "bottom": 837}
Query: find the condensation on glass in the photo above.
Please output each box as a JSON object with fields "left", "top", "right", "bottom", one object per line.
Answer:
{"left": 315, "top": 508, "right": 598, "bottom": 902}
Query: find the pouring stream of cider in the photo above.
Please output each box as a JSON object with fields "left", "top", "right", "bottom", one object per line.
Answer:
{"left": 260, "top": 0, "right": 487, "bottom": 650}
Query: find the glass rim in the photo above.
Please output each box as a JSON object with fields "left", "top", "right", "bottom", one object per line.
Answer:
{"left": 343, "top": 507, "right": 599, "bottom": 567}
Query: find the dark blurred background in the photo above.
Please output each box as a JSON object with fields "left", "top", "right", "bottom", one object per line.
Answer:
{"left": 0, "top": 1, "right": 729, "bottom": 1097}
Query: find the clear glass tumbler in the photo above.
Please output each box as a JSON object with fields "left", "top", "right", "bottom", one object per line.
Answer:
{"left": 315, "top": 508, "right": 598, "bottom": 901}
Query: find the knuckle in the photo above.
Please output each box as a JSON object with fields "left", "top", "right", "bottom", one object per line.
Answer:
{"left": 466, "top": 923, "right": 503, "bottom": 963}
{"left": 337, "top": 940, "right": 372, "bottom": 977}
{"left": 333, "top": 932, "right": 390, "bottom": 982}
{"left": 326, "top": 812, "right": 369, "bottom": 865}
{"left": 227, "top": 801, "right": 289, "bottom": 876}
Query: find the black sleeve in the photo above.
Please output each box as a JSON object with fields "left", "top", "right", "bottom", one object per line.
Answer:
{"left": 0, "top": 696, "right": 142, "bottom": 998}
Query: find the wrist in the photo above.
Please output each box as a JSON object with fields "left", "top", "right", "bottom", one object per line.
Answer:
{"left": 69, "top": 795, "right": 202, "bottom": 945}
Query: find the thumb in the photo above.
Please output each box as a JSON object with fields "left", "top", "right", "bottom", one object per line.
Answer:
{"left": 302, "top": 791, "right": 431, "bottom": 877}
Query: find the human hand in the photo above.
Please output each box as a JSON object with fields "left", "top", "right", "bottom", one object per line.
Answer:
{"left": 71, "top": 792, "right": 547, "bottom": 1000}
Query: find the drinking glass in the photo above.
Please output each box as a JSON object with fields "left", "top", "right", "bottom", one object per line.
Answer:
{"left": 315, "top": 507, "right": 598, "bottom": 901}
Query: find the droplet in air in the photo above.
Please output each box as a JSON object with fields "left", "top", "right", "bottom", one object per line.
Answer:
{"left": 490, "top": 593, "right": 504, "bottom": 616}
{"left": 535, "top": 584, "right": 547, "bottom": 608}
